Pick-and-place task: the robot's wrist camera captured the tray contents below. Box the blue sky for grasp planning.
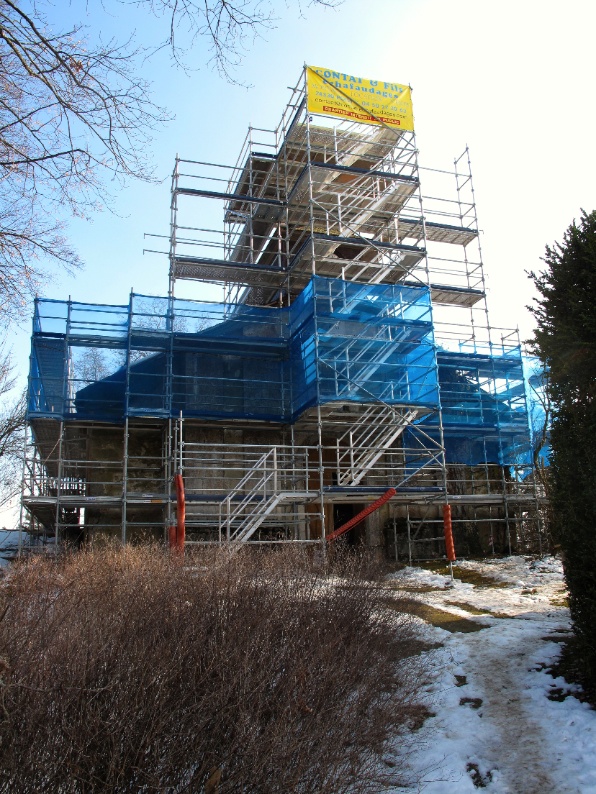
[10,0,596,376]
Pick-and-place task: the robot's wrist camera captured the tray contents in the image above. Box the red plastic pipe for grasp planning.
[326,488,396,542]
[173,473,185,554]
[443,503,456,562]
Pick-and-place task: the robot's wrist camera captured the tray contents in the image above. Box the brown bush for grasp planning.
[0,545,427,792]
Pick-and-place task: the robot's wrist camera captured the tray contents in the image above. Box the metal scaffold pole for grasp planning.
[122,417,129,545]
[18,66,543,557]
[169,155,180,302]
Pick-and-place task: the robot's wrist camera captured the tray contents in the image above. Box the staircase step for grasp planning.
[231,494,283,543]
[337,407,418,486]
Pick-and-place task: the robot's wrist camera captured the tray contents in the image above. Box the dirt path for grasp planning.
[461,619,563,794]
[385,561,577,793]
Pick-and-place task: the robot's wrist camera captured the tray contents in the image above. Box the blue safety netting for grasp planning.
[434,347,532,465]
[523,355,550,467]
[28,276,534,465]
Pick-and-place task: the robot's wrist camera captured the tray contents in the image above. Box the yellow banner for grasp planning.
[305,66,414,131]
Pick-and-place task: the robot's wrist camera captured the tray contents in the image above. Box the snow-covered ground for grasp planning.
[385,557,596,794]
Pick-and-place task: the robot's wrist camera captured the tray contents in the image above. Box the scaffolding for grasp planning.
[21,66,546,558]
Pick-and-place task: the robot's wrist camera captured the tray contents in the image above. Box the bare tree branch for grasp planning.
[0,348,25,508]
[0,0,340,320]
[122,0,342,80]
[0,0,171,320]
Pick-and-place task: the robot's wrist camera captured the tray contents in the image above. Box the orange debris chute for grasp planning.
[326,488,396,542]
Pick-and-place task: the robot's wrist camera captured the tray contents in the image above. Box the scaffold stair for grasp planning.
[220,448,283,544]
[322,320,420,402]
[228,493,284,543]
[336,405,418,486]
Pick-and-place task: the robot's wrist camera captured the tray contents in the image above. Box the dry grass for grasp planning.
[0,545,429,793]
[419,561,510,588]
[444,600,495,616]
[385,598,490,634]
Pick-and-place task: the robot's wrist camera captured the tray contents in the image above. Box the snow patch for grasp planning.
[384,557,596,793]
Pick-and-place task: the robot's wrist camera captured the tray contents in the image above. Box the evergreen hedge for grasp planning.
[530,209,596,685]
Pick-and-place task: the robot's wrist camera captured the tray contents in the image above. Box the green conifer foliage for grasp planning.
[530,210,596,684]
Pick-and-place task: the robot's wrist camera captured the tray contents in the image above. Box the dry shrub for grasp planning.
[0,545,427,793]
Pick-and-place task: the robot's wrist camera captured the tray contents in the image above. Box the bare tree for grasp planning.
[0,350,25,507]
[526,360,553,547]
[528,367,551,475]
[0,0,339,321]
[74,348,111,385]
[0,1,171,320]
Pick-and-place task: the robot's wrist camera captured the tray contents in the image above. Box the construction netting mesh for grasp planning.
[28,276,532,465]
